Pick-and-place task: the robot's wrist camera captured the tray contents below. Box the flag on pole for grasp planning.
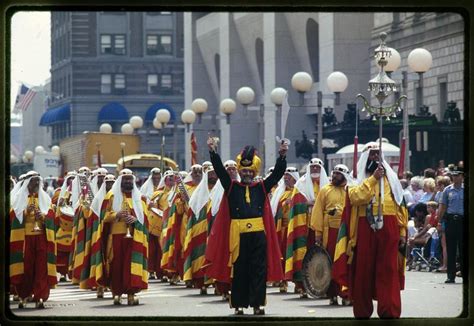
[281,92,290,138]
[14,83,37,112]
[191,132,198,165]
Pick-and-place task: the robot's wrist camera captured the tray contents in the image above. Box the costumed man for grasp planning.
[205,139,287,315]
[208,160,240,300]
[311,164,353,305]
[182,166,218,294]
[9,171,57,309]
[332,142,408,319]
[70,167,94,285]
[161,165,202,285]
[90,168,108,196]
[140,167,162,200]
[148,170,175,281]
[270,166,299,293]
[285,158,329,297]
[99,169,149,305]
[79,174,116,298]
[54,171,76,281]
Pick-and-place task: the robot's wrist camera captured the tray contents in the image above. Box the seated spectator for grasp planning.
[407,203,437,262]
[419,178,436,204]
[410,176,424,204]
[400,179,414,208]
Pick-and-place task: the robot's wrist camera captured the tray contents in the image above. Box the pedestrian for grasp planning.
[205,139,287,315]
[332,142,408,319]
[438,164,464,283]
[9,171,57,309]
[140,168,162,200]
[409,176,424,204]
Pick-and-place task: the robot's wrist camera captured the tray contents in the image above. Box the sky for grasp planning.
[10,11,51,117]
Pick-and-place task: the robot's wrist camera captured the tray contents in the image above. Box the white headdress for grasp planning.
[12,171,51,224]
[270,167,299,216]
[355,142,403,205]
[332,164,356,186]
[59,172,77,200]
[91,174,115,218]
[140,167,162,200]
[183,164,202,184]
[294,158,329,202]
[188,169,210,217]
[110,169,144,224]
[90,168,108,196]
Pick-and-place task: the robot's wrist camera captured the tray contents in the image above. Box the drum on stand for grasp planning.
[302,244,333,298]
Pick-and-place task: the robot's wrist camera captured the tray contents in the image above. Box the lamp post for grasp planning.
[191,98,208,124]
[129,115,144,132]
[236,87,265,156]
[236,86,256,116]
[121,123,134,135]
[219,98,237,124]
[99,123,112,133]
[156,109,171,172]
[181,109,196,132]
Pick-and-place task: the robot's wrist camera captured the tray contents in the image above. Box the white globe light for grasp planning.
[156,109,171,124]
[181,110,196,124]
[382,47,401,73]
[10,154,18,163]
[24,150,34,160]
[327,71,349,93]
[51,145,60,156]
[236,87,255,105]
[291,72,313,93]
[270,87,287,106]
[35,145,45,154]
[191,98,208,114]
[153,118,162,129]
[220,98,237,115]
[129,116,144,129]
[99,123,113,133]
[22,155,28,163]
[407,48,433,73]
[121,123,134,135]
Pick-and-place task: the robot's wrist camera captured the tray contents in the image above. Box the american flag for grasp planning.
[14,83,37,112]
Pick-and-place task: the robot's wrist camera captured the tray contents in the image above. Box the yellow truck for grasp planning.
[59,132,140,173]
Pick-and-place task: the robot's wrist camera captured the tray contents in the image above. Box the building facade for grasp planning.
[184,12,374,170]
[44,11,185,168]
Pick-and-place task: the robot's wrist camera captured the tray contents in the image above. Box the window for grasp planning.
[114,74,126,94]
[146,34,173,55]
[148,74,158,93]
[101,74,112,94]
[160,12,172,15]
[101,34,126,55]
[160,74,172,89]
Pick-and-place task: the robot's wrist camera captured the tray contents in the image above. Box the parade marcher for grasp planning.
[285,157,329,297]
[332,142,408,319]
[140,167,162,200]
[147,170,175,281]
[311,164,353,305]
[270,166,299,293]
[54,171,76,281]
[9,171,57,309]
[90,167,108,196]
[161,165,202,285]
[10,175,17,191]
[438,165,464,283]
[80,174,116,297]
[10,173,27,205]
[97,169,149,305]
[205,139,287,315]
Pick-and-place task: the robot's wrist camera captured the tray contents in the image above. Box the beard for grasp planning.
[366,160,379,174]
[332,177,345,187]
[121,183,134,192]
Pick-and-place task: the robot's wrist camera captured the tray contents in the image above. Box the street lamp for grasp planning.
[219,98,236,124]
[236,86,256,116]
[327,71,349,106]
[11,154,18,163]
[99,123,112,133]
[129,115,144,130]
[121,123,134,135]
[181,109,196,132]
[35,145,45,154]
[191,98,208,124]
[24,150,34,163]
[156,109,171,172]
[291,71,313,105]
[270,87,287,109]
[51,145,60,156]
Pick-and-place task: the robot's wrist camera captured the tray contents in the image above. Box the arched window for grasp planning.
[306,19,320,82]
[214,53,220,89]
[255,38,264,90]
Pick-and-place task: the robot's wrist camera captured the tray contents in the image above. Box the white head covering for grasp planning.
[70,174,83,210]
[10,175,26,205]
[270,167,299,216]
[111,169,144,224]
[59,172,76,200]
[140,167,162,200]
[157,170,174,191]
[354,142,404,205]
[332,164,356,186]
[202,161,213,173]
[91,174,115,218]
[183,164,202,184]
[188,169,210,217]
[12,171,51,224]
[90,168,108,196]
[294,158,329,202]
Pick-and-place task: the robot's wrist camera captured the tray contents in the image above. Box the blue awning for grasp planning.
[145,102,176,122]
[39,104,70,126]
[98,102,129,122]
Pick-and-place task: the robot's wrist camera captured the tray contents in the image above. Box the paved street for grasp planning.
[8,270,463,319]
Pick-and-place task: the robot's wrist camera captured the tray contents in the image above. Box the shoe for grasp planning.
[161,276,169,283]
[12,295,19,302]
[253,307,265,315]
[300,292,308,299]
[279,284,287,293]
[445,279,455,284]
[97,287,104,298]
[65,274,71,282]
[36,299,45,309]
[456,271,462,277]
[223,293,229,301]
[234,307,244,315]
[341,298,352,306]
[18,299,25,309]
[200,287,208,295]
[185,281,193,288]
[329,296,339,305]
[113,295,121,305]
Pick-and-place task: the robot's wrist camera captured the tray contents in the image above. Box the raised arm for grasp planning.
[208,137,231,191]
[263,142,288,193]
